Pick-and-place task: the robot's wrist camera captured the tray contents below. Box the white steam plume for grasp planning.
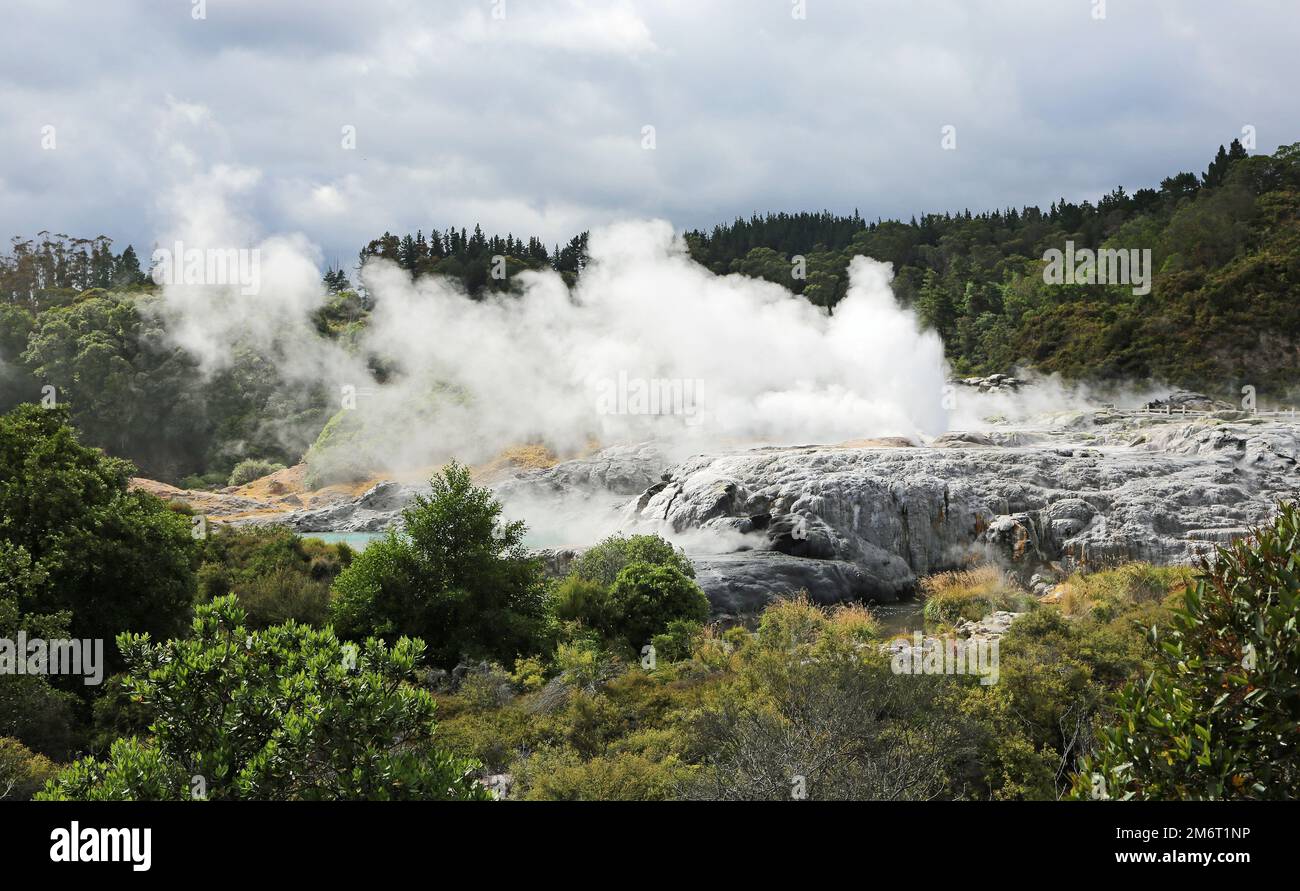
[355,219,950,467]
[147,158,952,476]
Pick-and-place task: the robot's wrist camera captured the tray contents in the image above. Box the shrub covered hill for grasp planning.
[0,140,1297,484]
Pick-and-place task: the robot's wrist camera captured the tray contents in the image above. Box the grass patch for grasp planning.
[919,565,1030,626]
[1057,562,1195,619]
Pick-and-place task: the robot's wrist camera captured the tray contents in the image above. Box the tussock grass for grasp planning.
[919,565,1030,625]
[1057,562,1194,619]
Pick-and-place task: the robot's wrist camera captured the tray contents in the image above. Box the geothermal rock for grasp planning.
[1144,390,1235,412]
[233,412,1300,617]
[693,551,913,616]
[493,442,670,498]
[955,373,1023,393]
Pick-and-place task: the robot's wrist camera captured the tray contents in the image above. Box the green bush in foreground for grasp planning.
[1072,503,1300,800]
[38,596,488,801]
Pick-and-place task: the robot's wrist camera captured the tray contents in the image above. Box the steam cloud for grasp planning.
[155,205,955,473]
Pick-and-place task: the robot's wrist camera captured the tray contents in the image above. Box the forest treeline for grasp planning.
[0,140,1296,483]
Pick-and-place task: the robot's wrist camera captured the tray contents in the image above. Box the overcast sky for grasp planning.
[2,0,1296,264]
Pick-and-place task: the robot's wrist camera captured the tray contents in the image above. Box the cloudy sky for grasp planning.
[2,0,1296,264]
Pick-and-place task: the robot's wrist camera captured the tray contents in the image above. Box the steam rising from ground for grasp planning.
[359,220,950,465]
[157,213,953,473]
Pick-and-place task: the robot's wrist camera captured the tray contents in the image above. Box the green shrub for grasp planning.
[920,565,1028,625]
[233,567,330,628]
[0,404,196,673]
[512,746,690,801]
[1072,503,1300,800]
[554,574,611,626]
[228,458,286,487]
[651,619,703,663]
[179,471,229,491]
[38,597,489,801]
[605,562,709,652]
[329,461,551,666]
[195,526,350,629]
[572,533,695,587]
[510,656,547,693]
[0,737,58,801]
[554,534,707,654]
[1057,562,1194,619]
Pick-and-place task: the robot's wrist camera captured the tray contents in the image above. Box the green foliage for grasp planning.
[0,736,58,801]
[196,526,350,629]
[919,565,1030,625]
[571,533,696,587]
[19,292,210,480]
[1056,562,1194,620]
[37,596,489,801]
[555,534,705,654]
[554,574,610,627]
[227,458,286,487]
[651,619,703,663]
[686,597,970,801]
[329,460,551,666]
[0,642,80,760]
[509,655,547,693]
[428,581,1188,801]
[1072,504,1300,800]
[0,404,195,665]
[511,746,692,801]
[604,563,709,651]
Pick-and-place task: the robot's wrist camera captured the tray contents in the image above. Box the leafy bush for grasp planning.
[686,597,969,801]
[196,526,351,629]
[1056,562,1194,619]
[232,567,330,628]
[554,574,611,627]
[555,534,706,655]
[329,460,551,666]
[571,533,696,587]
[0,404,196,671]
[510,656,547,693]
[1072,504,1300,800]
[227,458,286,487]
[511,746,690,801]
[604,562,709,653]
[651,619,703,663]
[179,471,229,491]
[38,597,489,801]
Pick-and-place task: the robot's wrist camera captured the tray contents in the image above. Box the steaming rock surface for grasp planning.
[233,410,1299,617]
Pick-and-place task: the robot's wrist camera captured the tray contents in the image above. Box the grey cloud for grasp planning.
[0,0,1297,259]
